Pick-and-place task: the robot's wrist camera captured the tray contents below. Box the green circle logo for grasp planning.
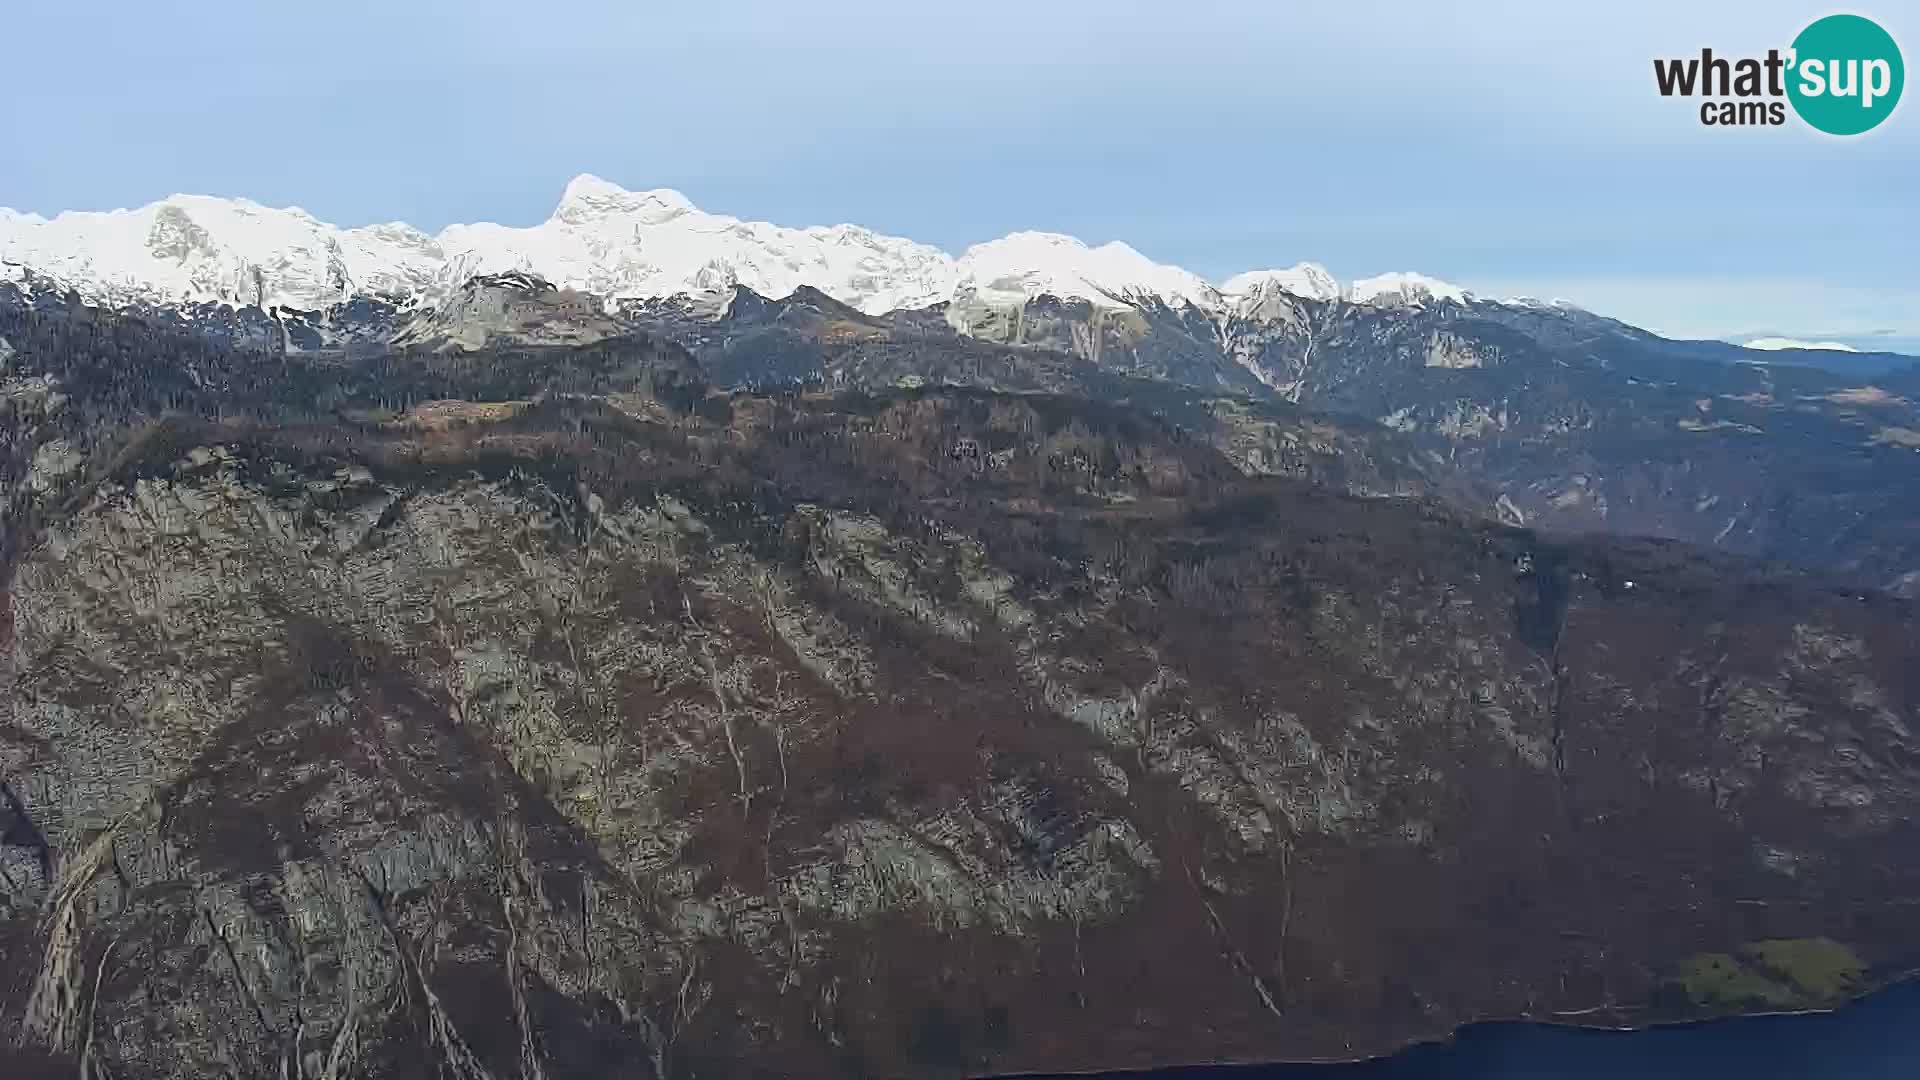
[1788,14,1904,134]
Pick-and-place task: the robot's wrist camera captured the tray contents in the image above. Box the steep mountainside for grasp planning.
[605,280,1920,591]
[3,299,1920,1079]
[10,256,1915,593]
[9,174,1917,592]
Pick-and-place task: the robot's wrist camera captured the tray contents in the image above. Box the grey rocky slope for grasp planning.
[12,266,1920,585]
[3,299,1920,1078]
[616,280,1920,590]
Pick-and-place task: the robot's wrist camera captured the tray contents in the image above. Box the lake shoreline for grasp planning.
[994,972,1920,1079]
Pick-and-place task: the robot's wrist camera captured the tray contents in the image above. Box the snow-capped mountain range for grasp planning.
[0,174,1485,319]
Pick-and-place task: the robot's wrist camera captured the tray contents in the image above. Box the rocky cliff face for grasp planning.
[624,284,1920,591]
[17,267,1917,592]
[4,300,1919,1077]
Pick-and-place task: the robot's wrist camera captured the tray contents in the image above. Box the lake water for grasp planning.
[1071,980,1920,1079]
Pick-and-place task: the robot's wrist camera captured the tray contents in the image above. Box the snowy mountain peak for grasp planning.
[1222,263,1342,304]
[955,232,1216,309]
[551,173,697,226]
[437,180,958,315]
[0,192,449,310]
[558,172,631,203]
[1349,271,1470,307]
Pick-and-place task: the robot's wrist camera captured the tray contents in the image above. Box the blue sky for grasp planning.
[6,1,1915,347]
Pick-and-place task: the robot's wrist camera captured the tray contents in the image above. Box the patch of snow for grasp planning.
[1742,337,1860,353]
[1504,296,1585,312]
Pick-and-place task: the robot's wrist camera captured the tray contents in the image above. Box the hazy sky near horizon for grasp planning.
[6,0,1915,344]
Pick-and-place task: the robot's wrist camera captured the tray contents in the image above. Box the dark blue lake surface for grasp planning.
[1068,980,1920,1079]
